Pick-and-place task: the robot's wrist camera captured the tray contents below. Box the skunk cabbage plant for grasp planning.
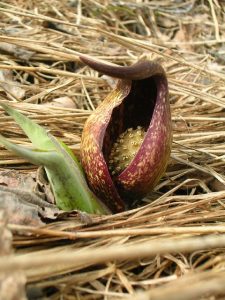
[0,57,172,214]
[0,103,107,214]
[80,56,172,213]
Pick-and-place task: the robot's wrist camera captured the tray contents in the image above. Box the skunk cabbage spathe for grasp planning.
[80,56,172,213]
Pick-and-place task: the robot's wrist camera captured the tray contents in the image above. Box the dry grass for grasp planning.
[0,0,225,299]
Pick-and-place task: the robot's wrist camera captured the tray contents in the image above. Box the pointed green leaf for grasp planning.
[0,134,107,213]
[0,103,55,151]
[0,104,108,214]
[0,134,56,166]
[0,103,83,170]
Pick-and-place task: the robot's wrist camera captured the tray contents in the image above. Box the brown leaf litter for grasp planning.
[0,0,225,299]
[0,211,27,300]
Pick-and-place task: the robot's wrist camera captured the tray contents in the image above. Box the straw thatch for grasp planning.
[0,0,225,299]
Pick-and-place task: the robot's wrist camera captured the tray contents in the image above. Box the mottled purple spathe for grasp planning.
[80,57,172,213]
[117,78,172,200]
[81,80,131,213]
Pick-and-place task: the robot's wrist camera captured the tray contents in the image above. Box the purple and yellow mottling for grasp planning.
[81,80,132,212]
[117,78,172,197]
[80,56,172,213]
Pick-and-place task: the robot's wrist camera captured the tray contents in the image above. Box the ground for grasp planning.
[0,1,225,299]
